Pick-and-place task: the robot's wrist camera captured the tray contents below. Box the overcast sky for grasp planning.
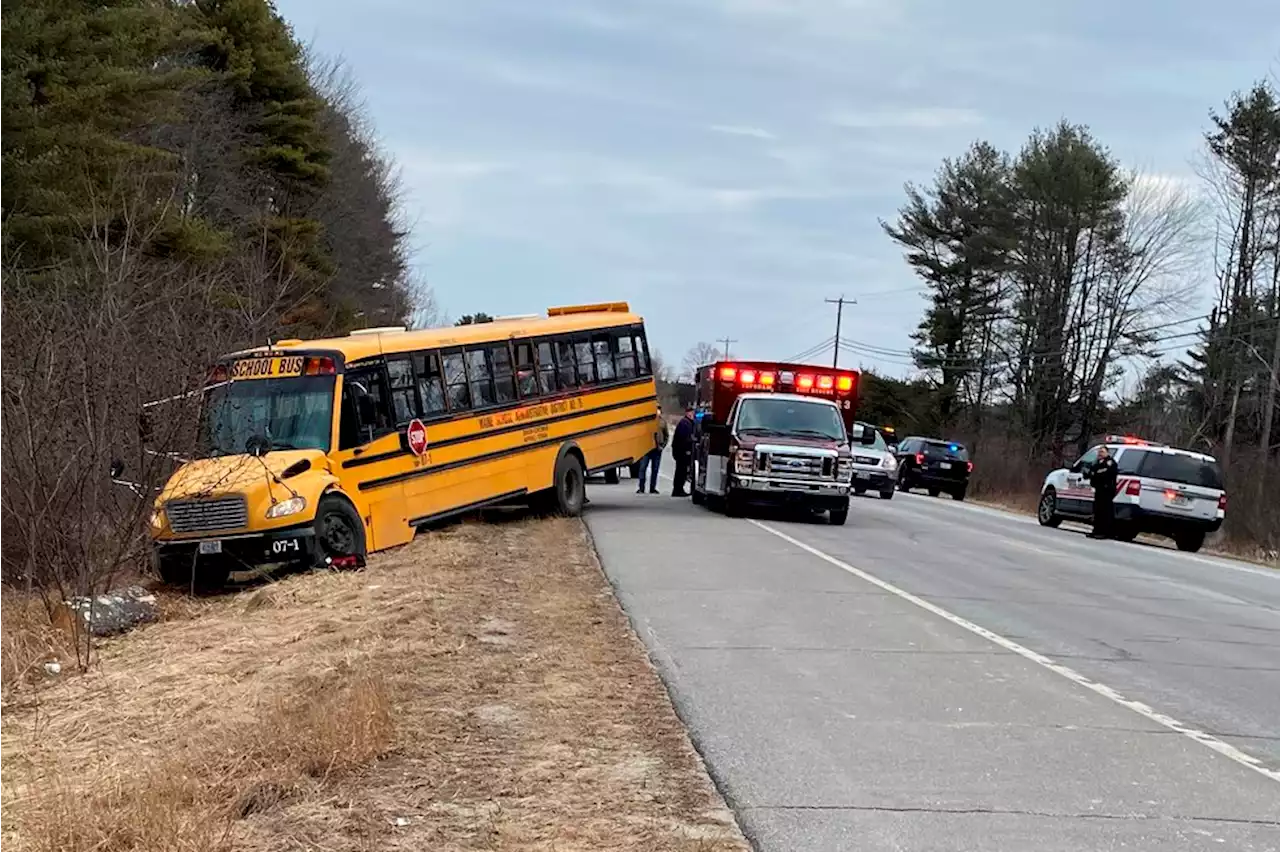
[279,0,1279,379]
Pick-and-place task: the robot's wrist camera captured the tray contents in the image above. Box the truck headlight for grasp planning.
[734,449,756,474]
[265,496,307,519]
[837,459,854,481]
[882,455,897,471]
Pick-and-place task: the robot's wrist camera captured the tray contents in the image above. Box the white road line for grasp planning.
[747,518,1280,786]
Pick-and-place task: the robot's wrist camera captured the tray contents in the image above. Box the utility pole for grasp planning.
[718,336,738,359]
[824,296,854,368]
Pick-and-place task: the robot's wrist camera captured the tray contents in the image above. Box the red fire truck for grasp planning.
[689,361,878,525]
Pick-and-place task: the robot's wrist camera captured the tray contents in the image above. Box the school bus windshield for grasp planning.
[199,375,335,457]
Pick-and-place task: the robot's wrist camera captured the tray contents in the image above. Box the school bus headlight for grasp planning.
[265,496,307,519]
[150,508,165,529]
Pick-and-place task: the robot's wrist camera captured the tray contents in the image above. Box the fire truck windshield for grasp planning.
[736,397,846,441]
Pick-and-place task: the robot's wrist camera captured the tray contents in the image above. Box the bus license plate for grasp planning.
[198,540,222,555]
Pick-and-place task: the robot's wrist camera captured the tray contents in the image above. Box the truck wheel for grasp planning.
[853,485,866,495]
[724,489,745,517]
[691,484,705,506]
[927,487,941,498]
[604,468,620,485]
[829,502,849,525]
[879,488,894,500]
[315,495,367,569]
[951,486,967,502]
[551,453,586,516]
[1037,489,1062,528]
[1174,530,1205,553]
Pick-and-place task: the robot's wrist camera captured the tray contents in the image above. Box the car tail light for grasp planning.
[759,371,775,387]
[719,366,736,381]
[966,461,973,473]
[1218,493,1228,511]
[817,375,835,390]
[304,356,336,376]
[797,374,815,390]
[1125,479,1141,496]
[739,369,757,385]
[915,452,924,466]
[836,375,854,392]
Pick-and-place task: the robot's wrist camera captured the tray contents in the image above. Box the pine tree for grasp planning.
[882,141,1014,427]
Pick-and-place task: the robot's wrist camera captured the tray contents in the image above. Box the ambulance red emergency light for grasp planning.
[694,361,861,432]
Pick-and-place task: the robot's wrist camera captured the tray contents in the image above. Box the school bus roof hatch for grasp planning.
[546,301,631,316]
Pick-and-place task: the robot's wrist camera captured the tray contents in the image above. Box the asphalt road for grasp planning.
[585,473,1280,851]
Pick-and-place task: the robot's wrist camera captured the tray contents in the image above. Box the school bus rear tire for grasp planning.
[604,468,620,484]
[314,494,366,568]
[551,452,586,516]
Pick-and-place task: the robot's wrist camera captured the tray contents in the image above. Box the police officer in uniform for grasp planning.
[1086,445,1119,539]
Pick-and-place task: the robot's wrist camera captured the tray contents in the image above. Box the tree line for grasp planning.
[877,78,1280,553]
[1,0,430,597]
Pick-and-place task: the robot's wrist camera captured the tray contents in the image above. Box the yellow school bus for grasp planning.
[151,302,660,588]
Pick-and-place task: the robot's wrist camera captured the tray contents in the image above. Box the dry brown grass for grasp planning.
[1,596,73,695]
[2,518,748,852]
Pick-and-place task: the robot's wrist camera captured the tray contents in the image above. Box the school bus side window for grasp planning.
[632,329,651,375]
[490,342,517,403]
[339,364,393,449]
[515,341,539,398]
[443,350,470,411]
[615,331,637,379]
[575,336,597,385]
[387,356,419,425]
[466,348,495,407]
[555,339,578,389]
[413,351,448,417]
[592,334,616,381]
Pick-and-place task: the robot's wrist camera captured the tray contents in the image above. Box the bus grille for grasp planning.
[766,453,834,480]
[165,497,249,534]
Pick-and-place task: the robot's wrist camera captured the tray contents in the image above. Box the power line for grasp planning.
[718,336,738,359]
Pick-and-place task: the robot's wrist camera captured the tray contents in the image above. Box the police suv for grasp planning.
[1037,435,1226,553]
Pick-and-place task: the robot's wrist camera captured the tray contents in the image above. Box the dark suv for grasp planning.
[895,437,972,500]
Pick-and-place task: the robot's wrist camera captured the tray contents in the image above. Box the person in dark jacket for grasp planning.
[1086,445,1119,539]
[671,405,696,497]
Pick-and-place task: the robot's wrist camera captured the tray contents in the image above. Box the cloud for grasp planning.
[826,106,984,130]
[708,124,777,140]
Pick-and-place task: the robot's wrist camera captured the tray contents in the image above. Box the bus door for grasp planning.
[332,362,414,550]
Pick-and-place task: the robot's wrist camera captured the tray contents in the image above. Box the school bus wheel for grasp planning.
[314,494,366,568]
[604,468,620,485]
[550,451,586,516]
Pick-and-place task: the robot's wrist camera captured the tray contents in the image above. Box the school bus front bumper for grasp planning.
[154,522,318,572]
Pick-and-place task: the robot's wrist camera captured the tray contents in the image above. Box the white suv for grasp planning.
[848,421,898,499]
[1037,436,1226,552]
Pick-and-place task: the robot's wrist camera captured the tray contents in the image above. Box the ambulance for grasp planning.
[689,361,878,525]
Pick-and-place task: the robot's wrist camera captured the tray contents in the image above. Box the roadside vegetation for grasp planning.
[1,518,749,852]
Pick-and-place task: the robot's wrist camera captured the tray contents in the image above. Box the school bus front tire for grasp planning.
[314,494,366,568]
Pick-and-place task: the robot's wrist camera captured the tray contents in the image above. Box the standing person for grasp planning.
[637,411,669,494]
[671,405,696,497]
[1086,445,1119,539]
